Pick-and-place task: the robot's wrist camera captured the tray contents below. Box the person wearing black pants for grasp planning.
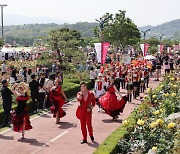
[1,79,13,127]
[120,65,127,89]
[90,67,96,88]
[39,73,47,110]
[29,74,40,113]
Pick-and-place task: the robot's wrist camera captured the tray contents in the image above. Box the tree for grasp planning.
[146,37,160,46]
[94,10,141,49]
[46,28,82,64]
[148,46,158,55]
[0,39,4,48]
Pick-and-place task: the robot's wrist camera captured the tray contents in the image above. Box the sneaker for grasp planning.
[90,136,94,142]
[81,140,87,144]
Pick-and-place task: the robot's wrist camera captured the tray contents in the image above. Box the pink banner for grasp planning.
[167,47,172,54]
[102,42,110,64]
[144,44,149,56]
[160,44,164,54]
[173,45,179,51]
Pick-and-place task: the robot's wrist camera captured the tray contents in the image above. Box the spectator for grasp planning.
[29,74,40,113]
[1,79,13,127]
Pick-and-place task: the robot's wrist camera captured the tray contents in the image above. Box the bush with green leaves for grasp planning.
[118,73,180,154]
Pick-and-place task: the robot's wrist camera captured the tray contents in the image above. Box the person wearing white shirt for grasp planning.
[1,61,6,76]
[90,67,96,88]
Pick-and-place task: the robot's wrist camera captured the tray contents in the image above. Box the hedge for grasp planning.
[93,109,136,154]
[0,80,91,125]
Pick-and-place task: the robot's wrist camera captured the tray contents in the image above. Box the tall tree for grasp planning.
[94,10,141,49]
[47,28,81,64]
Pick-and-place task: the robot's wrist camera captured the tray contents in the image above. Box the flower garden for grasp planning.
[94,73,180,154]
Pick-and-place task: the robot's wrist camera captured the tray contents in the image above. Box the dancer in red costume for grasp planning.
[11,82,32,139]
[77,82,96,144]
[99,77,128,120]
[50,79,68,124]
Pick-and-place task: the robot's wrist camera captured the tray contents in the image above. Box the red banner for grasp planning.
[101,42,110,64]
[144,44,149,56]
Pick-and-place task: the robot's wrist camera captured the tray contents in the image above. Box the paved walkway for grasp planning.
[0,77,160,154]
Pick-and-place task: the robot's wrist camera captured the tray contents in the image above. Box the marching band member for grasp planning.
[94,73,108,112]
[120,64,127,89]
[132,68,138,99]
[140,67,145,93]
[125,71,133,102]
[114,66,121,91]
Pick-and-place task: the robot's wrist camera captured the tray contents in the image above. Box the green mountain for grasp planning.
[3,22,98,46]
[2,19,180,46]
[138,19,180,40]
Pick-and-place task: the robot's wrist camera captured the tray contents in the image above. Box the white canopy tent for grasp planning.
[0,47,17,54]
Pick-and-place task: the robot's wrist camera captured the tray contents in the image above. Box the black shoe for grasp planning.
[90,136,94,142]
[81,140,87,144]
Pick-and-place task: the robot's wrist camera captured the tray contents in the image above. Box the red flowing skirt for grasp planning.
[50,95,66,118]
[12,111,32,132]
[99,92,127,117]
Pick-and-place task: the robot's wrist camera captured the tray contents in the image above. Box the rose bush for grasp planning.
[118,73,180,154]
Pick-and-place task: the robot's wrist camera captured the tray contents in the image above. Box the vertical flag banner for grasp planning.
[102,42,110,64]
[94,43,102,63]
[140,44,144,56]
[167,47,172,54]
[160,44,164,53]
[140,44,149,56]
[144,44,149,56]
[173,45,179,51]
[158,44,164,54]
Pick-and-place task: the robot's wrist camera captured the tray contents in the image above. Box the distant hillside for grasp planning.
[2,19,180,46]
[3,22,98,45]
[138,19,180,40]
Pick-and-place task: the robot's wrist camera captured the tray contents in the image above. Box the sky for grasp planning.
[1,0,180,26]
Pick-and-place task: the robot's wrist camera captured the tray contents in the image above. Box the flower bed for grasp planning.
[117,74,180,154]
[94,73,179,154]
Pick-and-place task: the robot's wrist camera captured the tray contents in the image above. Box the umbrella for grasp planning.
[144,55,156,60]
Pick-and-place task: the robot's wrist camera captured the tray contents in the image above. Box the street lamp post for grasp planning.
[141,29,151,42]
[141,29,150,56]
[96,15,112,63]
[159,34,165,43]
[169,37,173,41]
[0,4,7,43]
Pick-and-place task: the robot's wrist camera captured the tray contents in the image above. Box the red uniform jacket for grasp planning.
[77,91,96,112]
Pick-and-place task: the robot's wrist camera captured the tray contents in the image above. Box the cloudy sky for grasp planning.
[1,0,180,26]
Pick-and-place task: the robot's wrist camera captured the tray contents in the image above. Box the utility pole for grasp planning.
[0,4,7,43]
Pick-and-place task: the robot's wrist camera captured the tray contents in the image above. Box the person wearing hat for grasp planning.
[1,79,13,127]
[94,73,108,112]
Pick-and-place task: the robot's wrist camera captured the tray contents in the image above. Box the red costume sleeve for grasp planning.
[77,92,82,102]
[90,92,96,107]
